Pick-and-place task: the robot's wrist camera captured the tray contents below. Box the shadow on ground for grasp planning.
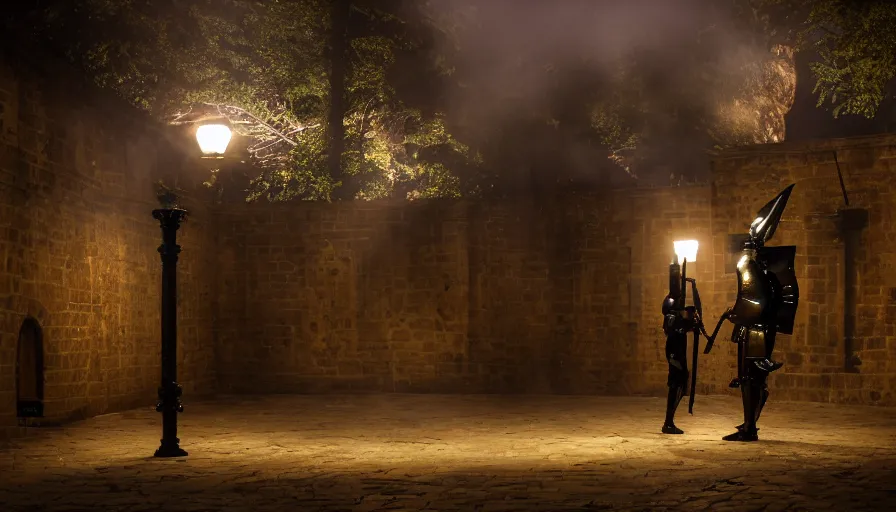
[1,394,895,511]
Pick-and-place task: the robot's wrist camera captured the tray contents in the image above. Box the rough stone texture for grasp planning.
[215,195,659,396]
[4,36,896,446]
[209,188,750,399]
[711,136,896,405]
[0,49,217,433]
[0,394,894,511]
[215,134,896,406]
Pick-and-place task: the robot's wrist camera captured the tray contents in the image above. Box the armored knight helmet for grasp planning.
[747,184,795,247]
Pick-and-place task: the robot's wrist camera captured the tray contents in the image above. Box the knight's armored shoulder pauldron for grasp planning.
[729,251,773,327]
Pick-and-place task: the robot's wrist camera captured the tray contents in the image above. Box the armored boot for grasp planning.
[661,385,685,434]
[736,387,769,432]
[724,378,760,442]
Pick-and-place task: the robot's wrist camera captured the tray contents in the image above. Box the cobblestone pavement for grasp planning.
[1,394,895,511]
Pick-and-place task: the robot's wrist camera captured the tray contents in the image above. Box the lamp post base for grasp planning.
[154,439,188,458]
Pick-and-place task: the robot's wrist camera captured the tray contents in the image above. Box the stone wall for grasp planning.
[4,42,894,419]
[711,135,896,405]
[216,135,896,406]
[0,49,217,432]
[214,188,719,396]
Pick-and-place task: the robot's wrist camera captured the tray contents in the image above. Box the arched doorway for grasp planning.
[16,317,44,418]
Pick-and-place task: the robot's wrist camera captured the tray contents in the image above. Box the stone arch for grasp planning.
[4,295,50,328]
[16,316,45,418]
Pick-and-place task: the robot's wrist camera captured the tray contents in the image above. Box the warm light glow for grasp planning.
[674,240,699,264]
[196,124,232,155]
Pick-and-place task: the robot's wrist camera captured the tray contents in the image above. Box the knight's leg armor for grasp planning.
[663,379,687,434]
[662,331,689,435]
[729,327,744,389]
[724,373,765,441]
[736,381,771,431]
[726,327,780,441]
[757,387,770,421]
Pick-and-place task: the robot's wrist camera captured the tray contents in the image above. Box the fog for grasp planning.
[420,0,795,187]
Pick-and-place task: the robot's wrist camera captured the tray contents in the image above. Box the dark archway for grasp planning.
[16,317,44,418]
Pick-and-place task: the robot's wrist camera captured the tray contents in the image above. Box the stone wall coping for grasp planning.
[212,185,713,212]
[714,132,896,158]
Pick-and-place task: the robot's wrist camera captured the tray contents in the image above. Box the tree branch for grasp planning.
[203,102,299,146]
[249,124,321,153]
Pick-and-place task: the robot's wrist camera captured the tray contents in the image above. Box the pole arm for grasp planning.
[684,277,702,319]
[684,277,701,415]
[688,329,699,415]
[682,276,732,353]
[700,308,731,354]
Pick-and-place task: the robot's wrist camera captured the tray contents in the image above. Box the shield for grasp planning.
[758,245,799,335]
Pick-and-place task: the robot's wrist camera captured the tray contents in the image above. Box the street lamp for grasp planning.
[152,122,231,458]
[673,239,699,266]
[195,124,232,158]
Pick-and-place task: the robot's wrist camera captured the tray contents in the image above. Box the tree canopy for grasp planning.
[757,0,896,118]
[4,0,892,200]
[6,0,475,200]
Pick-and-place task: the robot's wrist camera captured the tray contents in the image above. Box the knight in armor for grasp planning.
[661,259,687,433]
[660,247,703,435]
[701,184,800,442]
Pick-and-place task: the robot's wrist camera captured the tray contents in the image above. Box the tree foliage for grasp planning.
[11,0,877,194]
[756,0,896,118]
[807,1,896,118]
[4,0,476,201]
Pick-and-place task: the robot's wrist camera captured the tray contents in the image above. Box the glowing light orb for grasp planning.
[673,240,699,264]
[196,124,232,156]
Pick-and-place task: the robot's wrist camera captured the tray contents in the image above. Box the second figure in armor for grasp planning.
[661,253,705,435]
[695,184,800,442]
[716,184,798,441]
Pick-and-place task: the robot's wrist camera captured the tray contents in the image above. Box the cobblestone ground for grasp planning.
[1,394,895,511]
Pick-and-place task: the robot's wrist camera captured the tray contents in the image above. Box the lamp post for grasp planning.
[152,204,188,458]
[152,123,232,458]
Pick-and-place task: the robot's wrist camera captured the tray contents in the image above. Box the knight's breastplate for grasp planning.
[729,252,773,327]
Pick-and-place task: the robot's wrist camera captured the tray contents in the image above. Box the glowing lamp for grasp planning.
[195,124,232,156]
[673,239,699,264]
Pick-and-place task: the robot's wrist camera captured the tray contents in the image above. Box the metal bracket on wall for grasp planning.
[833,151,850,207]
